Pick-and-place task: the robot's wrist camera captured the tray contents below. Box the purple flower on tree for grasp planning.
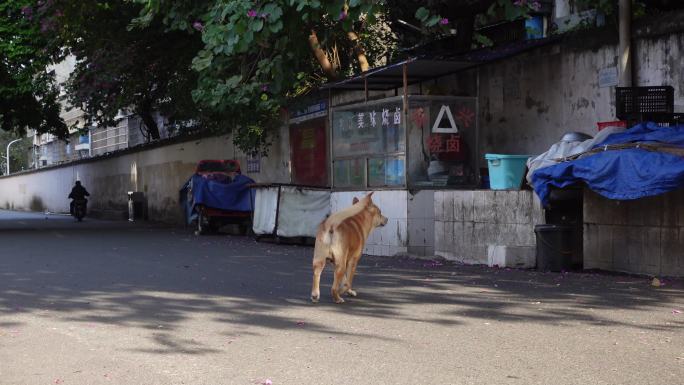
[514,0,526,6]
[21,5,33,18]
[531,1,542,11]
[439,18,449,25]
[338,11,348,21]
[192,21,204,31]
[247,9,258,18]
[261,84,269,92]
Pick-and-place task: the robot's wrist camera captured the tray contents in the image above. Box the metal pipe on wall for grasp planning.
[618,0,633,86]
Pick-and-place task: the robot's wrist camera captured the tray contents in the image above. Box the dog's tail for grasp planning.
[320,223,335,245]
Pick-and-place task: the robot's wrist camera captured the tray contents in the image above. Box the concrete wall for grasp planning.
[407,190,436,257]
[329,190,435,257]
[330,33,684,176]
[584,189,684,277]
[469,32,684,167]
[0,129,291,224]
[331,190,409,257]
[434,190,544,264]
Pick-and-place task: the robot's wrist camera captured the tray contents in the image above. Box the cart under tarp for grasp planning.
[530,123,684,205]
[180,174,255,225]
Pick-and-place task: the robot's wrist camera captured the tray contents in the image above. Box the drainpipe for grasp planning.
[618,0,633,86]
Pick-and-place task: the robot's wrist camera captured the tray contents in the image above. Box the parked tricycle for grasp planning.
[179,160,255,235]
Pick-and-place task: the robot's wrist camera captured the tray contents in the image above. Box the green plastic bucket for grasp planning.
[485,154,531,190]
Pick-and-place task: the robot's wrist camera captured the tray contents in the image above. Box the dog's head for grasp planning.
[352,192,388,228]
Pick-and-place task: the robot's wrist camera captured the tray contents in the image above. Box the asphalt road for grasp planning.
[0,210,683,385]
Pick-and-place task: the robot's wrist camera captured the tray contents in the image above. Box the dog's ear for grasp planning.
[366,191,374,200]
[352,197,359,204]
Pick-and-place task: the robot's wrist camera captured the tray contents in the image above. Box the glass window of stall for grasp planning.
[406,95,478,189]
[331,96,407,189]
[330,95,477,190]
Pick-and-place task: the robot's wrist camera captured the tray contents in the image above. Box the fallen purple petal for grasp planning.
[673,309,682,315]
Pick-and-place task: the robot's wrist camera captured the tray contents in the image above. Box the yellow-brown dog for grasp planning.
[311,192,388,304]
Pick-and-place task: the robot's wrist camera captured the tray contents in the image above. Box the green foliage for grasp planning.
[133,0,385,154]
[575,0,647,17]
[0,131,30,174]
[415,6,450,28]
[2,0,661,155]
[473,32,495,47]
[40,1,204,140]
[0,0,67,138]
[487,0,532,20]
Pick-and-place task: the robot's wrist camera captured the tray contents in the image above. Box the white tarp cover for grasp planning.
[526,126,626,184]
[276,187,331,237]
[252,187,279,235]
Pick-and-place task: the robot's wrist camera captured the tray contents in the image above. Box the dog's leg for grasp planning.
[331,265,346,304]
[311,258,325,303]
[344,255,361,297]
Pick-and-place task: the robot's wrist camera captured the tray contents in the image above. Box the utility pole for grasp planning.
[618,0,633,86]
[6,139,22,175]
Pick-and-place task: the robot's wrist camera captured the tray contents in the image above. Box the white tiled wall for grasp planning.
[407,190,436,256]
[329,190,436,257]
[330,190,408,256]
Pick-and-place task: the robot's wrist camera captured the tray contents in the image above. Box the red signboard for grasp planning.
[290,118,328,186]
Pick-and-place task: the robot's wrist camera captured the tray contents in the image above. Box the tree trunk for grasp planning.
[138,103,160,141]
[308,30,338,79]
[347,31,370,72]
[453,15,475,53]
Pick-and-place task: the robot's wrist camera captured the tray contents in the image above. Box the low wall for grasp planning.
[584,189,684,277]
[434,190,544,264]
[0,131,291,224]
[329,190,435,257]
[331,190,409,257]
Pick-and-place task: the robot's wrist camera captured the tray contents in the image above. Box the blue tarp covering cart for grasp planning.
[179,174,256,231]
[530,123,684,205]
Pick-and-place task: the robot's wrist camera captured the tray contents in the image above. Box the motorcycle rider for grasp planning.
[68,180,90,215]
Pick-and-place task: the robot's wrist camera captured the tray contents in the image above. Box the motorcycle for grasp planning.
[71,199,87,222]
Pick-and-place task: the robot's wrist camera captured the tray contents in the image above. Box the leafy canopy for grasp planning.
[0,0,66,137]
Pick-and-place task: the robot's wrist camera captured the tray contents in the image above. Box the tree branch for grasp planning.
[347,31,370,72]
[308,29,338,79]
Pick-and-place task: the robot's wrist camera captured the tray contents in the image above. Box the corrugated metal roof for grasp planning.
[320,36,558,91]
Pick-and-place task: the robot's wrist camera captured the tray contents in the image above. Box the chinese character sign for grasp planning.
[369,111,377,127]
[332,104,404,157]
[381,108,390,126]
[428,134,461,154]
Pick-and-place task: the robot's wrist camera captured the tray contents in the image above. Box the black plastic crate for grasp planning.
[624,112,684,127]
[616,86,674,120]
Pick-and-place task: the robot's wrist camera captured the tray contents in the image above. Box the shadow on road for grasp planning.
[1,211,682,355]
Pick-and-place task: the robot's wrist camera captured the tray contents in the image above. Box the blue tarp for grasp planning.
[531,123,684,206]
[179,174,255,224]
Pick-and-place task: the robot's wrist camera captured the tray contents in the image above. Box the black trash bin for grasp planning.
[534,224,575,272]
